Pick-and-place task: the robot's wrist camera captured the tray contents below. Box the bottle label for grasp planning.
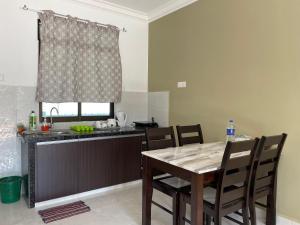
[227,128,235,136]
[30,115,37,130]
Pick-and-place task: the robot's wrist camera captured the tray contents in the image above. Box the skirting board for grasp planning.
[34,181,299,225]
[35,180,142,209]
[245,207,299,225]
[277,215,300,225]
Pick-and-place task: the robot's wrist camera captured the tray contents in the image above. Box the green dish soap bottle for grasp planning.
[29,110,37,131]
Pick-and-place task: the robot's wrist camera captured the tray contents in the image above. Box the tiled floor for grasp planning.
[0,183,265,225]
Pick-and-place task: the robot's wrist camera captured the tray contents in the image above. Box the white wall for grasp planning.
[0,0,148,92]
[0,0,149,178]
[0,0,170,178]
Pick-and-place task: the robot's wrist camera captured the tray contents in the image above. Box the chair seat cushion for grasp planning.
[159,177,191,189]
[181,186,216,205]
[204,186,217,205]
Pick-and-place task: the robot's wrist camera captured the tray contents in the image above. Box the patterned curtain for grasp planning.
[36,11,122,103]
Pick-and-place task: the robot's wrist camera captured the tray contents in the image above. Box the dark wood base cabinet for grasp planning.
[78,137,142,192]
[33,135,143,203]
[36,142,80,202]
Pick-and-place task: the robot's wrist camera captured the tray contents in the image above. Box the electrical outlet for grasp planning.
[0,73,4,82]
[177,81,187,88]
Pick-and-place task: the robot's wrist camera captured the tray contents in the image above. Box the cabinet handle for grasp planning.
[77,134,144,142]
[36,134,144,145]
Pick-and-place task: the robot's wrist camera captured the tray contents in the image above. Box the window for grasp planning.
[41,103,79,117]
[81,103,111,116]
[39,102,114,122]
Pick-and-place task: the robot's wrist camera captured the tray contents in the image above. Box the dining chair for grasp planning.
[176,124,204,146]
[176,124,215,185]
[249,133,287,225]
[145,127,190,225]
[179,139,260,225]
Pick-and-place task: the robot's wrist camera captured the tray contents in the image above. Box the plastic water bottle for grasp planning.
[226,119,235,142]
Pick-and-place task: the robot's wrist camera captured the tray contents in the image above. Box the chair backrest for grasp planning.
[216,139,259,215]
[176,124,204,146]
[252,133,287,199]
[145,127,176,150]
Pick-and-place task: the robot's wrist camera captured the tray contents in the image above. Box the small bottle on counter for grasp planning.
[41,117,50,132]
[29,110,37,131]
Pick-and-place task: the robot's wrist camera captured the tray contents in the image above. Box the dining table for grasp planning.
[141,141,227,225]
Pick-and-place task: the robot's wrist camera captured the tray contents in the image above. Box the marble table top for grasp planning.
[142,142,227,174]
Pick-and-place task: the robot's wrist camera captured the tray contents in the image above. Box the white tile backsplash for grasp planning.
[0,85,171,177]
[16,86,39,126]
[148,91,169,127]
[0,85,19,177]
[115,92,148,126]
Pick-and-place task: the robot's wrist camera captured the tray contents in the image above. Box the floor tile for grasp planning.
[0,183,265,225]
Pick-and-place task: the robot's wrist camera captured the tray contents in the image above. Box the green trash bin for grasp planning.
[0,176,22,204]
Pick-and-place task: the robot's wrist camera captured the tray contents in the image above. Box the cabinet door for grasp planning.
[78,139,115,192]
[116,136,142,183]
[35,142,80,202]
[78,136,142,192]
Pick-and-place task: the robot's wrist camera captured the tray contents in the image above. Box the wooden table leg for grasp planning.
[191,174,204,225]
[142,156,153,225]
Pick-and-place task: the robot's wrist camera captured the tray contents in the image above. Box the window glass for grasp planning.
[81,103,110,116]
[42,103,78,117]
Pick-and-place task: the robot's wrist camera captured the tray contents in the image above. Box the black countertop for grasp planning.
[20,127,145,143]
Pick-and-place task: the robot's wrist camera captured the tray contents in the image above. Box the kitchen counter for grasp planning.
[21,126,146,208]
[20,126,145,143]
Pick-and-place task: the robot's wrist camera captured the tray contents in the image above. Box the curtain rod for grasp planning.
[20,4,127,32]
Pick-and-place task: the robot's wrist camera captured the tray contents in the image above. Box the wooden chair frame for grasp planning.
[179,139,260,225]
[249,133,287,225]
[176,124,204,146]
[145,127,182,225]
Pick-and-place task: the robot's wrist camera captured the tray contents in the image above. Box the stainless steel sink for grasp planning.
[50,131,68,135]
[36,130,72,135]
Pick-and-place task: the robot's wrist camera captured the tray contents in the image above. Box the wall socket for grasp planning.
[177,81,187,88]
[0,73,4,82]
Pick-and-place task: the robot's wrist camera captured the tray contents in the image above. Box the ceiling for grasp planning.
[76,0,198,21]
[103,0,174,13]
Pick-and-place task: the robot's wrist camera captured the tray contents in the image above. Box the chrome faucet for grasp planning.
[50,107,59,128]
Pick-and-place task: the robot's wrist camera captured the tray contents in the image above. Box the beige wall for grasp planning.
[149,0,300,222]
